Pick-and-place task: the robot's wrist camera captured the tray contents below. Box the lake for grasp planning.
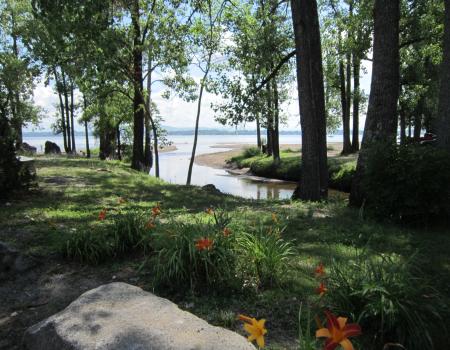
[23,133,345,200]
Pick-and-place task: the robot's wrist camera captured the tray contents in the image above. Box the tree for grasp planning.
[350,0,400,206]
[186,0,225,185]
[291,0,328,201]
[436,0,450,151]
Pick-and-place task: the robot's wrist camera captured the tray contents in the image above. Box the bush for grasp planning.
[329,161,356,192]
[151,219,237,290]
[111,211,150,254]
[325,251,445,350]
[243,146,262,158]
[64,210,154,264]
[363,143,450,223]
[237,225,295,288]
[64,227,113,264]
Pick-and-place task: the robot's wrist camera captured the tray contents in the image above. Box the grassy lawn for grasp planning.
[1,157,449,349]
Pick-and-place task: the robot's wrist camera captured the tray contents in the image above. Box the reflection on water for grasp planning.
[150,135,301,200]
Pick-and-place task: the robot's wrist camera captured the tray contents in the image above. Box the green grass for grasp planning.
[230,149,357,191]
[1,156,449,349]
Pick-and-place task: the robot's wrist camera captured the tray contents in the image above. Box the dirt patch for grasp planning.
[0,238,141,349]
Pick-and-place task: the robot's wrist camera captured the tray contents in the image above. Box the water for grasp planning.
[23,133,344,200]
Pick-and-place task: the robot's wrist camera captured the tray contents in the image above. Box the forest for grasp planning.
[0,0,449,349]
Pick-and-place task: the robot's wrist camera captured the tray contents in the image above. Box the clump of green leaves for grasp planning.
[326,250,445,350]
[363,143,450,224]
[237,225,295,288]
[243,146,262,158]
[151,218,237,291]
[64,227,113,264]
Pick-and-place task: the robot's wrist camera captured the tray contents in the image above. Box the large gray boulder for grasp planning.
[23,282,255,350]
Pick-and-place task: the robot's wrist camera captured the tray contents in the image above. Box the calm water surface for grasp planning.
[24,134,343,200]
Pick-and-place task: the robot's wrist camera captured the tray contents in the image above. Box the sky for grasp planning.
[28,58,372,133]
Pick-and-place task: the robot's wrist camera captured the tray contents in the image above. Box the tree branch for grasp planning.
[251,49,296,95]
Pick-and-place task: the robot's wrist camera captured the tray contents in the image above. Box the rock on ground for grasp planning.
[44,141,61,154]
[23,282,256,350]
[0,241,36,280]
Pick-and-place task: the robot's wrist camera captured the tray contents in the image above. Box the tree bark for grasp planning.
[130,0,145,171]
[352,57,360,151]
[116,124,122,161]
[272,79,280,162]
[266,84,273,156]
[83,96,90,158]
[53,68,68,153]
[144,54,153,170]
[256,114,262,150]
[399,110,406,145]
[62,71,72,153]
[436,0,450,151]
[350,0,400,206]
[70,81,76,153]
[84,121,90,158]
[291,0,328,201]
[413,114,422,140]
[343,52,352,154]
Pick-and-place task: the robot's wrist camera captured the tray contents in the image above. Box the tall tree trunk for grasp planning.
[62,72,72,153]
[291,0,328,201]
[54,68,68,153]
[436,0,450,151]
[83,96,90,158]
[272,79,280,162]
[413,114,422,140]
[144,54,153,169]
[266,84,273,156]
[399,110,406,145]
[352,57,360,151]
[130,0,145,171]
[151,122,159,178]
[187,53,212,185]
[343,51,352,154]
[339,58,352,154]
[84,121,90,158]
[256,114,262,150]
[116,125,122,161]
[70,81,76,153]
[350,0,400,206]
[11,28,22,149]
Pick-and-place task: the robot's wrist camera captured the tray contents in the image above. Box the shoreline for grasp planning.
[195,142,344,170]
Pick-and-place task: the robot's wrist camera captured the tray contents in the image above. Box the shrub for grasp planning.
[111,210,150,254]
[325,251,445,350]
[362,143,450,223]
[329,161,356,192]
[64,227,113,264]
[237,225,295,288]
[151,219,237,290]
[243,146,262,158]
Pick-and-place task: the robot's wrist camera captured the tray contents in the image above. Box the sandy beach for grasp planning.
[195,142,344,169]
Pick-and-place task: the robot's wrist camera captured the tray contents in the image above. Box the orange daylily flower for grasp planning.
[146,219,156,229]
[223,227,232,237]
[195,237,214,251]
[315,262,325,277]
[152,204,161,217]
[205,207,214,215]
[98,209,107,221]
[238,314,267,348]
[316,311,361,350]
[316,282,328,296]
